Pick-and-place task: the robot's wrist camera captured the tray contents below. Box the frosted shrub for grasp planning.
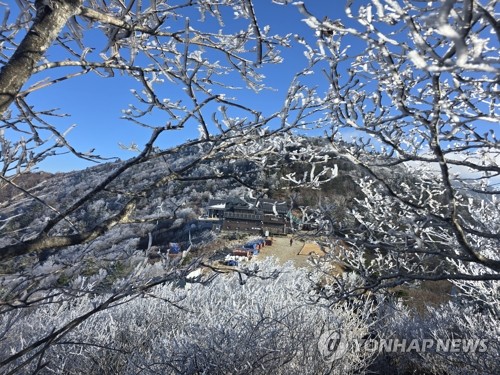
[0,259,378,374]
[379,300,499,375]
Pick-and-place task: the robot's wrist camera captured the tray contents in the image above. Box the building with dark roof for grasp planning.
[204,197,290,234]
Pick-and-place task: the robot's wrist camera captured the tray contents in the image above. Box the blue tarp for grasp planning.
[170,243,181,253]
[243,243,258,250]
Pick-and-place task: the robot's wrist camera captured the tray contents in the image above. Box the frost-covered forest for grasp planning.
[1,135,499,374]
[1,0,500,374]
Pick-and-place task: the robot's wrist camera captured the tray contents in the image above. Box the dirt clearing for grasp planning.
[257,236,316,268]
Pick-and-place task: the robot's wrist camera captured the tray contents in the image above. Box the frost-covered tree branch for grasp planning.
[0,0,300,259]
[286,0,500,288]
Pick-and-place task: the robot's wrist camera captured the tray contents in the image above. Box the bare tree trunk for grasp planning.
[0,0,82,114]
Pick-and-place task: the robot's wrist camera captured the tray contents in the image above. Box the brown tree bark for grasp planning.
[0,0,83,114]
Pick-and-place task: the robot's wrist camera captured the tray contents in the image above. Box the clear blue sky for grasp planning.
[3,0,344,172]
[5,1,498,176]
